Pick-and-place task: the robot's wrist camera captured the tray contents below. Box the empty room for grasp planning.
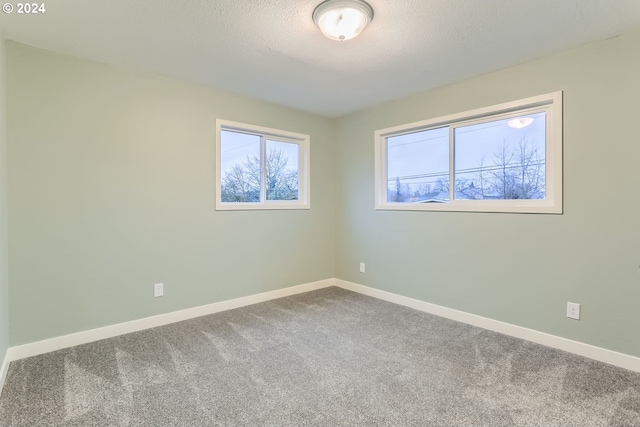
[0,0,640,426]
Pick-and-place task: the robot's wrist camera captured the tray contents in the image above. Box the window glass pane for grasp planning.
[387,127,450,203]
[454,111,546,200]
[220,130,261,203]
[266,140,299,201]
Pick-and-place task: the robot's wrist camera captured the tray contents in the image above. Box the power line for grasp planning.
[221,141,259,154]
[388,160,545,182]
[388,130,448,149]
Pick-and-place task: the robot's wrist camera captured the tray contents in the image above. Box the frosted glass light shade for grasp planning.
[313,0,374,41]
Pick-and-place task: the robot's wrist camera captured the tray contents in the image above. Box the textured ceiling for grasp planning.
[1,0,640,117]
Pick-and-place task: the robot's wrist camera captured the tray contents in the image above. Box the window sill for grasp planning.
[375,200,561,214]
[216,202,310,211]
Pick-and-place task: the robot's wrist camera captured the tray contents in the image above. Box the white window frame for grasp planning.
[216,119,310,210]
[374,91,563,214]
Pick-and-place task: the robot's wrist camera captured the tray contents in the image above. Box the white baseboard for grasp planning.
[0,348,9,397]
[5,278,639,374]
[335,279,640,373]
[6,278,335,362]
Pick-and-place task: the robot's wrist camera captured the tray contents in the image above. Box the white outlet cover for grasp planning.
[359,263,365,273]
[154,283,164,297]
[567,302,580,320]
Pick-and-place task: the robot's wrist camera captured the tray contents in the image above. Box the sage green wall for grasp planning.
[0,37,8,361]
[7,42,335,345]
[5,30,640,359]
[335,30,640,357]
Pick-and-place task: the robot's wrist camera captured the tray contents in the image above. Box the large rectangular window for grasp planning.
[216,120,310,210]
[375,92,562,213]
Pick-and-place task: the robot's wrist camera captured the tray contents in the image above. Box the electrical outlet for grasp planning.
[359,262,366,273]
[154,283,164,298]
[567,302,580,320]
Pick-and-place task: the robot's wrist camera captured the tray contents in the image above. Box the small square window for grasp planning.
[216,120,310,210]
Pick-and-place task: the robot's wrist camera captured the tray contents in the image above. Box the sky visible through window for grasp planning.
[220,130,260,179]
[220,130,299,203]
[387,112,546,203]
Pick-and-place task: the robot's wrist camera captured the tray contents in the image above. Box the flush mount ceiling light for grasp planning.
[313,0,374,41]
[507,117,534,129]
